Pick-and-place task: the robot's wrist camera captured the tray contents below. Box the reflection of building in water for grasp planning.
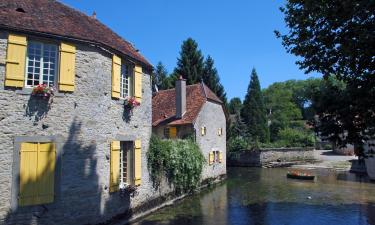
[200,184,228,225]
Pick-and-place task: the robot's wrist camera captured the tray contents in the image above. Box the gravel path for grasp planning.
[292,149,357,171]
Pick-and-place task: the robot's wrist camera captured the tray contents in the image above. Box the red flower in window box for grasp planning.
[124,96,140,110]
[31,84,55,99]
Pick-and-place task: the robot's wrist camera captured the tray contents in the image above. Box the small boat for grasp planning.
[287,171,315,180]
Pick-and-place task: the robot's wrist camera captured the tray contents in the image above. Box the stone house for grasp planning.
[0,0,176,224]
[152,78,227,180]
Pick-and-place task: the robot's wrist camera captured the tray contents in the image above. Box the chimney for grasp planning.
[91,11,97,19]
[176,76,186,119]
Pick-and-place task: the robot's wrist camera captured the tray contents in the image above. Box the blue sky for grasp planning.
[60,0,319,100]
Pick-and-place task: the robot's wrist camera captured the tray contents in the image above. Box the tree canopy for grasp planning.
[228,97,242,114]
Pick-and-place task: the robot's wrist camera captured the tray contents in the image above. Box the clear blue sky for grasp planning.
[60,0,319,100]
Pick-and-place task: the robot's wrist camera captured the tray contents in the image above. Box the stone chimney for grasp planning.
[176,76,186,119]
[91,11,97,19]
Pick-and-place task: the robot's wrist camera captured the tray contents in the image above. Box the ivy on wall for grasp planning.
[147,135,205,193]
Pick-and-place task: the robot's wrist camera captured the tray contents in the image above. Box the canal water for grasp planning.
[131,167,375,225]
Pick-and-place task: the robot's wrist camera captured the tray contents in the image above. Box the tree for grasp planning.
[174,38,204,85]
[202,55,227,104]
[153,62,172,91]
[263,82,302,141]
[241,68,269,142]
[277,0,375,154]
[228,112,248,139]
[228,97,242,114]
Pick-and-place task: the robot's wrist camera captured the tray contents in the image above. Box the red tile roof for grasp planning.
[0,0,152,69]
[152,82,223,126]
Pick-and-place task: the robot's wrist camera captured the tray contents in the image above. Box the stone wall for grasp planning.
[194,101,227,180]
[228,148,315,167]
[0,30,175,225]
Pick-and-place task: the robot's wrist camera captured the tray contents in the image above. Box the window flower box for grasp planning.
[124,96,140,110]
[31,84,55,99]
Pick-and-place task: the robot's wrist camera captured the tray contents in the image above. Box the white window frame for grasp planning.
[120,63,133,98]
[24,40,58,88]
[119,141,134,188]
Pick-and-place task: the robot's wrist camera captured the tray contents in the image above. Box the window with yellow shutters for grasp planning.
[110,140,142,192]
[19,142,56,206]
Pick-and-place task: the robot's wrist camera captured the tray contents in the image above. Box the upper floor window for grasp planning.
[25,41,58,87]
[120,63,133,98]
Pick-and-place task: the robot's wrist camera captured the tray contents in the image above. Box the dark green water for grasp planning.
[131,167,375,225]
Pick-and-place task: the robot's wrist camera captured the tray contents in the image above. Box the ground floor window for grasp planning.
[19,142,56,206]
[120,141,134,187]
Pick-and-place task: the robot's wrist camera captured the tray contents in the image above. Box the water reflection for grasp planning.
[132,168,375,225]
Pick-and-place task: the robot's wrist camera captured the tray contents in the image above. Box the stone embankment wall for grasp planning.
[228,148,315,167]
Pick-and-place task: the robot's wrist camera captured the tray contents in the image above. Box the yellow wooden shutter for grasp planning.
[110,141,121,192]
[5,34,27,87]
[134,139,142,186]
[169,127,177,139]
[111,55,121,99]
[209,151,214,165]
[37,143,56,204]
[218,151,223,163]
[59,42,76,92]
[134,65,143,103]
[19,142,55,206]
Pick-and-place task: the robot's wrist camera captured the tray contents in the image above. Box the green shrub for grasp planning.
[227,136,249,152]
[147,135,205,193]
[276,128,315,147]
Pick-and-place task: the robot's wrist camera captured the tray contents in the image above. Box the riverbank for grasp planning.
[292,149,358,171]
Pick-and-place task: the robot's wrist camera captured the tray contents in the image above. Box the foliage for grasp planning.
[276,0,374,82]
[277,0,375,156]
[228,112,248,139]
[263,82,302,141]
[152,62,173,91]
[202,55,227,104]
[276,128,315,147]
[228,97,242,114]
[173,38,204,85]
[147,135,205,193]
[124,96,140,110]
[227,136,249,152]
[241,68,269,143]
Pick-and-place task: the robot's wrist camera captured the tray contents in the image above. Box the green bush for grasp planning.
[276,128,315,147]
[227,136,249,152]
[147,135,205,193]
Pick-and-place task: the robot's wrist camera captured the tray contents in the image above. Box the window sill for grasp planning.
[16,88,65,97]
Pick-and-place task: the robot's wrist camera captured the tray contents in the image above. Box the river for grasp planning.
[131,167,375,225]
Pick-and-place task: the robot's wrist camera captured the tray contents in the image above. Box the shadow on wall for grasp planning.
[5,119,131,225]
[25,95,54,122]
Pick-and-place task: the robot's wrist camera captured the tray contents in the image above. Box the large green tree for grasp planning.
[174,38,204,85]
[241,68,269,142]
[202,55,227,104]
[277,0,375,154]
[263,82,302,141]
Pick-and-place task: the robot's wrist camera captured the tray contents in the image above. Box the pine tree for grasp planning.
[241,68,269,142]
[202,55,227,104]
[229,112,248,138]
[153,62,172,91]
[228,97,242,114]
[174,38,204,85]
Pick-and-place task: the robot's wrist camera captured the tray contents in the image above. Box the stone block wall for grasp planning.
[228,148,315,167]
[0,30,174,225]
[194,101,227,180]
